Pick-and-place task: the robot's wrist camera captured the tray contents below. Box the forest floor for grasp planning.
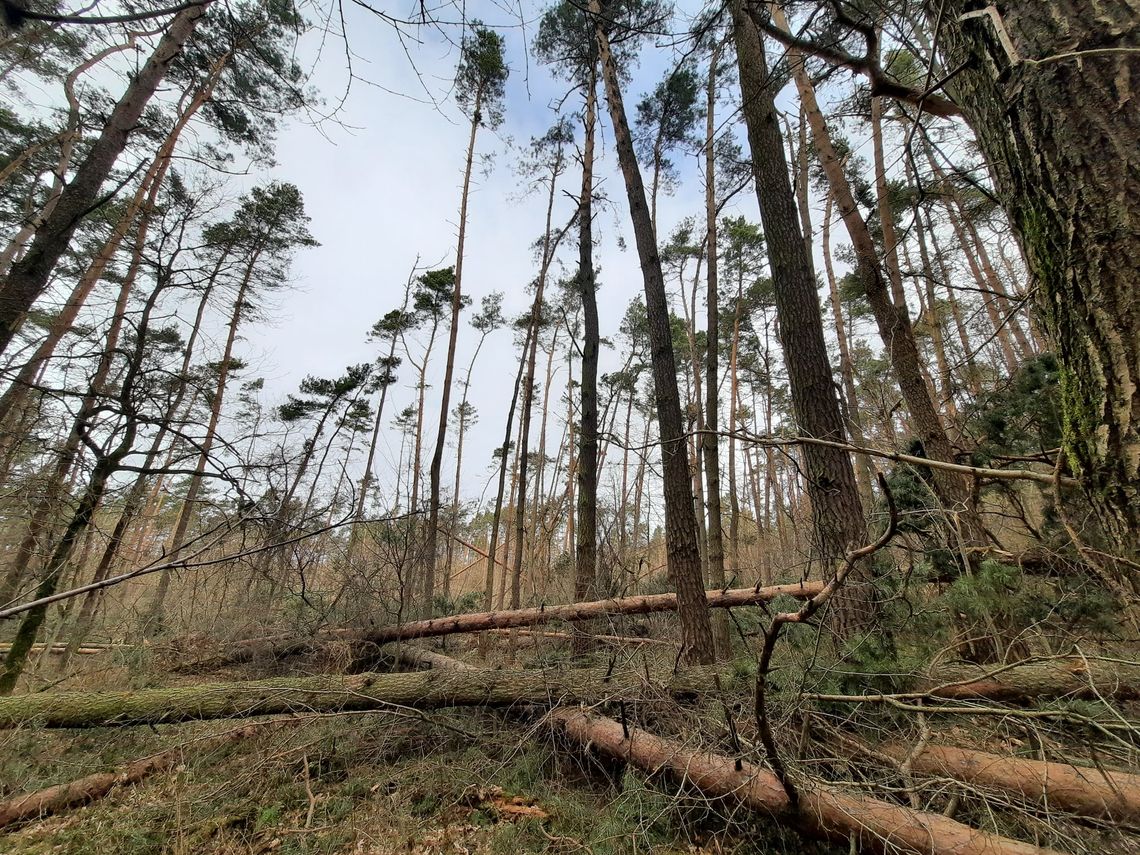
[2,627,1137,855]
[0,638,831,855]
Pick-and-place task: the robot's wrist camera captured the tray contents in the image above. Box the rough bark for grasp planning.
[0,5,208,356]
[0,666,718,729]
[573,64,601,655]
[591,0,714,664]
[551,710,1057,855]
[702,42,730,656]
[934,1,1140,551]
[731,0,869,633]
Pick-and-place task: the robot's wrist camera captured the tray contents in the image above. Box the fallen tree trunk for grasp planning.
[876,741,1140,822]
[387,644,1055,855]
[0,666,716,729]
[362,581,822,644]
[924,657,1140,703]
[0,726,256,828]
[174,581,821,673]
[551,710,1056,855]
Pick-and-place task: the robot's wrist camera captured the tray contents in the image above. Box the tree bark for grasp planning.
[573,65,601,655]
[702,42,730,656]
[0,666,718,728]
[0,726,256,829]
[934,0,1140,551]
[732,0,869,634]
[0,4,208,357]
[921,657,1140,703]
[591,0,714,664]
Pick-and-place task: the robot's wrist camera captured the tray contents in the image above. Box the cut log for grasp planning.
[0,726,256,828]
[924,657,1140,703]
[174,581,821,673]
[551,710,1057,855]
[876,741,1140,822]
[361,581,822,644]
[0,666,717,729]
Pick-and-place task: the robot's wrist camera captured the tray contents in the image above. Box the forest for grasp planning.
[0,0,1137,852]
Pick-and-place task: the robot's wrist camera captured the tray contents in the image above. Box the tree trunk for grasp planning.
[425,92,485,614]
[552,710,1055,855]
[732,0,868,634]
[364,581,820,644]
[0,666,719,728]
[573,65,601,656]
[934,0,1140,550]
[871,741,1140,822]
[483,323,534,615]
[0,4,208,357]
[0,726,256,829]
[702,42,730,655]
[147,250,256,631]
[592,0,714,664]
[822,192,875,509]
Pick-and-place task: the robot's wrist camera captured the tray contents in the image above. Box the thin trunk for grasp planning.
[483,323,534,614]
[702,42,729,654]
[822,192,875,510]
[425,90,485,614]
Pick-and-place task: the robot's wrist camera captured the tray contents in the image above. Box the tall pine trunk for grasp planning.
[592,0,714,664]
[732,0,869,634]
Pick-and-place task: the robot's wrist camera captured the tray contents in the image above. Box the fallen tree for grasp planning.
[876,741,1140,822]
[389,644,1057,855]
[360,581,823,644]
[922,657,1140,703]
[0,666,717,728]
[0,725,257,828]
[551,709,1057,855]
[173,581,822,673]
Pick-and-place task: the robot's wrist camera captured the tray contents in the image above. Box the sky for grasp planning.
[242,0,763,508]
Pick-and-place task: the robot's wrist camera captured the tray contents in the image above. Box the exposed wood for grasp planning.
[0,666,719,729]
[551,709,1057,855]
